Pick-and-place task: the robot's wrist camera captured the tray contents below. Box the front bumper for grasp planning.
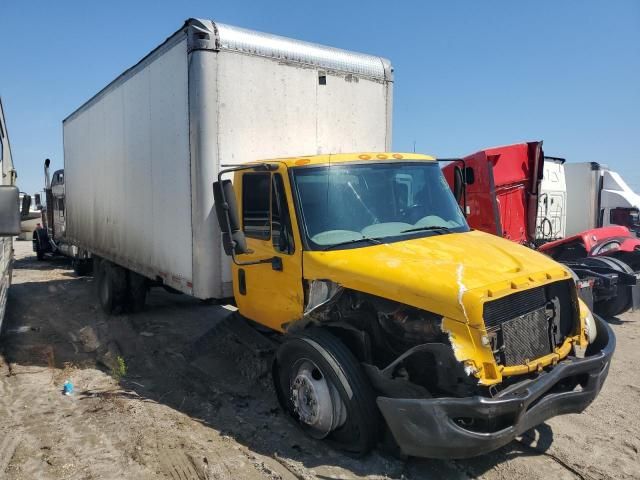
[377,315,616,459]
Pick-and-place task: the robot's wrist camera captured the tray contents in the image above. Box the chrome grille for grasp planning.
[501,307,552,366]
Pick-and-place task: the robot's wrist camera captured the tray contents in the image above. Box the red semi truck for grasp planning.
[442,142,640,317]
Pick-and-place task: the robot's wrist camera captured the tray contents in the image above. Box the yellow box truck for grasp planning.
[213,152,615,458]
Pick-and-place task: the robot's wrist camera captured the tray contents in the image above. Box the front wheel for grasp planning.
[273,328,379,455]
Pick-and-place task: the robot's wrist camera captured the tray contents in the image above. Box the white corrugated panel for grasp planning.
[65,38,192,285]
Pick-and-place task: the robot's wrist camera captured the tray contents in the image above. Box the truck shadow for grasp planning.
[1,259,556,479]
[602,315,628,325]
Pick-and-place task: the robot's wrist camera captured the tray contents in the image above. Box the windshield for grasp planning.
[292,161,469,250]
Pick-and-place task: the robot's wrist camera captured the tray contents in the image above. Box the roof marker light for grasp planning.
[358,154,371,160]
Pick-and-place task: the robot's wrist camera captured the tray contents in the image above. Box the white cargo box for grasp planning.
[564,162,601,236]
[63,18,393,299]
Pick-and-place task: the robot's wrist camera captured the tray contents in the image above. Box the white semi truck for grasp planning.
[565,162,639,236]
[537,159,640,240]
[60,18,392,311]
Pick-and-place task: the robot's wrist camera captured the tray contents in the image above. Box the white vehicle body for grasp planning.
[565,162,640,236]
[537,160,640,238]
[563,162,602,237]
[0,98,17,329]
[600,169,640,229]
[63,18,393,299]
[536,157,567,241]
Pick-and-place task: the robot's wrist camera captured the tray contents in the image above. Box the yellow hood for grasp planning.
[303,230,572,327]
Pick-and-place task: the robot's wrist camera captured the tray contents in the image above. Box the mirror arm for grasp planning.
[438,158,468,217]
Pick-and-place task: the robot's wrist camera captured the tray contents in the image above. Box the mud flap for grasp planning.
[632,274,640,311]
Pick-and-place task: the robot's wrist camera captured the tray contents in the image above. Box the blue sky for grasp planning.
[1,1,638,195]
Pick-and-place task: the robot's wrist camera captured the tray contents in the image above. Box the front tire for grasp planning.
[273,328,379,456]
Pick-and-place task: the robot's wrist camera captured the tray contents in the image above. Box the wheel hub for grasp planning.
[290,360,346,438]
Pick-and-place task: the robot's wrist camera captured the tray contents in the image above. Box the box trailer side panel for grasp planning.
[564,162,600,236]
[188,21,393,299]
[64,37,193,286]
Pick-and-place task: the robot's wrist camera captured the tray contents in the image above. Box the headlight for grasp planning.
[584,310,597,344]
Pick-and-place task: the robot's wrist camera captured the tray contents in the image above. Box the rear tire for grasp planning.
[96,260,127,315]
[273,328,379,456]
[585,256,634,317]
[127,270,147,312]
[72,258,93,276]
[33,231,46,261]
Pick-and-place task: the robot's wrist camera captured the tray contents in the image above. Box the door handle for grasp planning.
[271,256,283,271]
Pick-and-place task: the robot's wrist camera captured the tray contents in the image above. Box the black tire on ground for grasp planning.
[96,260,128,315]
[273,328,380,456]
[127,270,147,313]
[584,256,634,317]
[32,231,46,261]
[72,258,93,276]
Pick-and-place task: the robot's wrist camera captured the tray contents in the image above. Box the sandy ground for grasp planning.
[0,240,638,480]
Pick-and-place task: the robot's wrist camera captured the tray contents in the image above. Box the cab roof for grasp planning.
[250,152,436,168]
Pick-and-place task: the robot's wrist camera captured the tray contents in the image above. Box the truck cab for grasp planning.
[32,162,90,273]
[214,152,615,459]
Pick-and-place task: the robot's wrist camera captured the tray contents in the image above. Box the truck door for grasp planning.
[232,165,304,331]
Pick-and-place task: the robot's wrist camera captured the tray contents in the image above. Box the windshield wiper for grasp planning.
[400,225,453,235]
[321,236,383,251]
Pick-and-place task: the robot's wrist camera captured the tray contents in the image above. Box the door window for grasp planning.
[242,173,271,240]
[272,174,294,254]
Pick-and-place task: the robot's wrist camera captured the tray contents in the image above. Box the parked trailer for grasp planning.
[442,142,640,317]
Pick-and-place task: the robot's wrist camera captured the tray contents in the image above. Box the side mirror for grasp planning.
[213,179,249,256]
[34,193,42,210]
[453,166,464,203]
[0,186,21,236]
[464,167,475,185]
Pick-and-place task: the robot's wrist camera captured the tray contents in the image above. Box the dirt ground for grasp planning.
[0,240,638,480]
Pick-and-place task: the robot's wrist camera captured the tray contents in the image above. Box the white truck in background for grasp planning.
[537,159,640,240]
[0,97,22,333]
[565,162,640,236]
[536,156,567,241]
[59,18,392,311]
[537,157,640,241]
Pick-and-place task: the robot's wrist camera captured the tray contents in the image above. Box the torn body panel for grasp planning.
[295,283,479,398]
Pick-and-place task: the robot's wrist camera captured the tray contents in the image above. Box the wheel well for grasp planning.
[322,325,370,363]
